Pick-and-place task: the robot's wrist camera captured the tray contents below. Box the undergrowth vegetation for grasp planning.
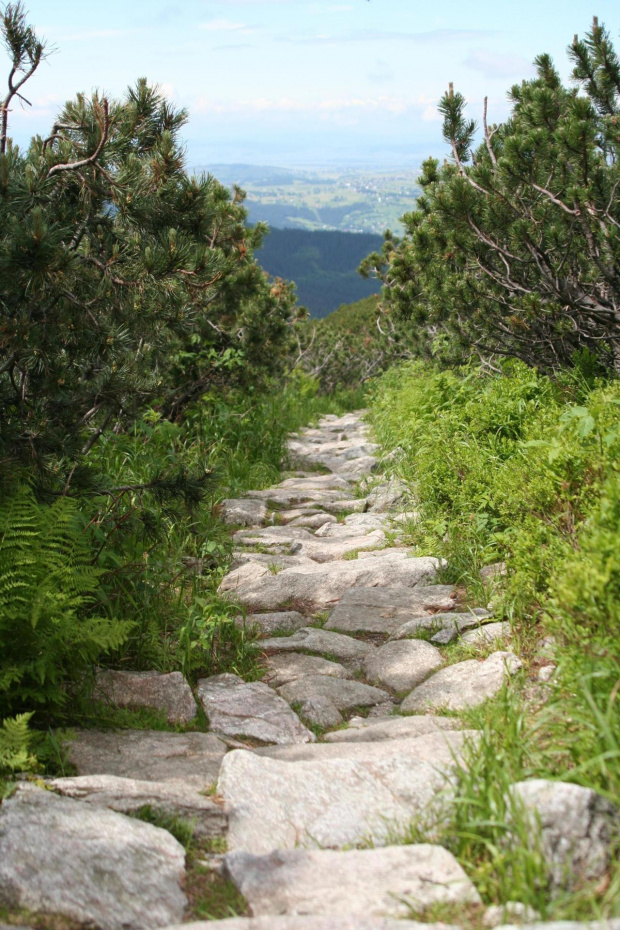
[0,374,363,749]
[370,359,620,916]
[0,4,365,772]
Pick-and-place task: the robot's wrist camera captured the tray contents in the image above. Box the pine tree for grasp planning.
[366,18,620,372]
[0,4,299,484]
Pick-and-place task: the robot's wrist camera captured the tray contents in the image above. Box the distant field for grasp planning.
[255,228,383,318]
[197,163,420,236]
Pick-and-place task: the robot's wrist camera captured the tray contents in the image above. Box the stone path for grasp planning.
[1,411,618,930]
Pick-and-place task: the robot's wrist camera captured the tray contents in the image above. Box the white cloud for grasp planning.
[464,49,535,80]
[199,18,254,32]
[193,93,440,123]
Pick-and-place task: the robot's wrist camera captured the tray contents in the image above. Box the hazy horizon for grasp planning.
[4,1,619,173]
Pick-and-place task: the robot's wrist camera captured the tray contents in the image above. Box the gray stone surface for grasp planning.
[246,488,350,508]
[297,696,343,728]
[323,714,461,743]
[480,561,507,581]
[221,498,267,527]
[225,844,480,918]
[393,609,491,642]
[363,640,444,692]
[538,664,556,682]
[430,611,495,645]
[47,774,227,838]
[278,507,322,523]
[222,555,439,611]
[169,919,442,930]
[229,551,313,572]
[257,627,375,666]
[0,784,186,930]
[261,652,350,687]
[390,511,420,525]
[322,498,368,514]
[315,513,387,539]
[510,779,620,893]
[225,845,480,918]
[325,585,455,634]
[254,730,472,764]
[356,547,410,560]
[278,675,390,713]
[64,728,228,788]
[366,478,408,513]
[93,669,197,725]
[401,652,522,713]
[197,673,315,744]
[461,621,511,645]
[290,529,386,562]
[220,559,272,593]
[289,513,337,529]
[337,455,379,478]
[218,736,467,854]
[234,525,316,548]
[236,610,308,635]
[279,475,352,491]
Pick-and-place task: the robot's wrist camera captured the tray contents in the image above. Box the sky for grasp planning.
[3,0,619,171]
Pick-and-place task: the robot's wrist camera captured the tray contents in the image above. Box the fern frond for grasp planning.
[0,713,36,773]
[0,486,130,716]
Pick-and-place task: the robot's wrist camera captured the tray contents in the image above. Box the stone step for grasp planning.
[363,639,444,691]
[46,773,227,839]
[401,651,523,713]
[221,499,268,527]
[63,729,228,790]
[324,584,456,635]
[256,627,376,668]
[196,673,315,745]
[261,652,351,688]
[224,844,481,918]
[322,713,462,743]
[218,730,474,854]
[236,610,308,636]
[0,784,186,930]
[277,675,390,715]
[93,669,197,725]
[391,608,492,642]
[223,555,439,611]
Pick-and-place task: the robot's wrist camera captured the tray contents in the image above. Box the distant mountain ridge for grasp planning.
[255,228,382,319]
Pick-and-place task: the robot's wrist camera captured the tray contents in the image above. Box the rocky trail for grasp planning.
[1,412,618,930]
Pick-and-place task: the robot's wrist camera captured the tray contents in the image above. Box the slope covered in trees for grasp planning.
[256,228,382,317]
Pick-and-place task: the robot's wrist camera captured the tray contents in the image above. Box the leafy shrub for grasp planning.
[370,360,620,612]
[295,295,414,393]
[371,360,620,915]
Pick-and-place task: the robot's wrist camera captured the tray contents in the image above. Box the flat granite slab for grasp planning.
[64,729,228,789]
[325,585,456,634]
[224,845,481,918]
[218,733,473,854]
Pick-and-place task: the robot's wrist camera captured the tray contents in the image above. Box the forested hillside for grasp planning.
[255,228,382,317]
